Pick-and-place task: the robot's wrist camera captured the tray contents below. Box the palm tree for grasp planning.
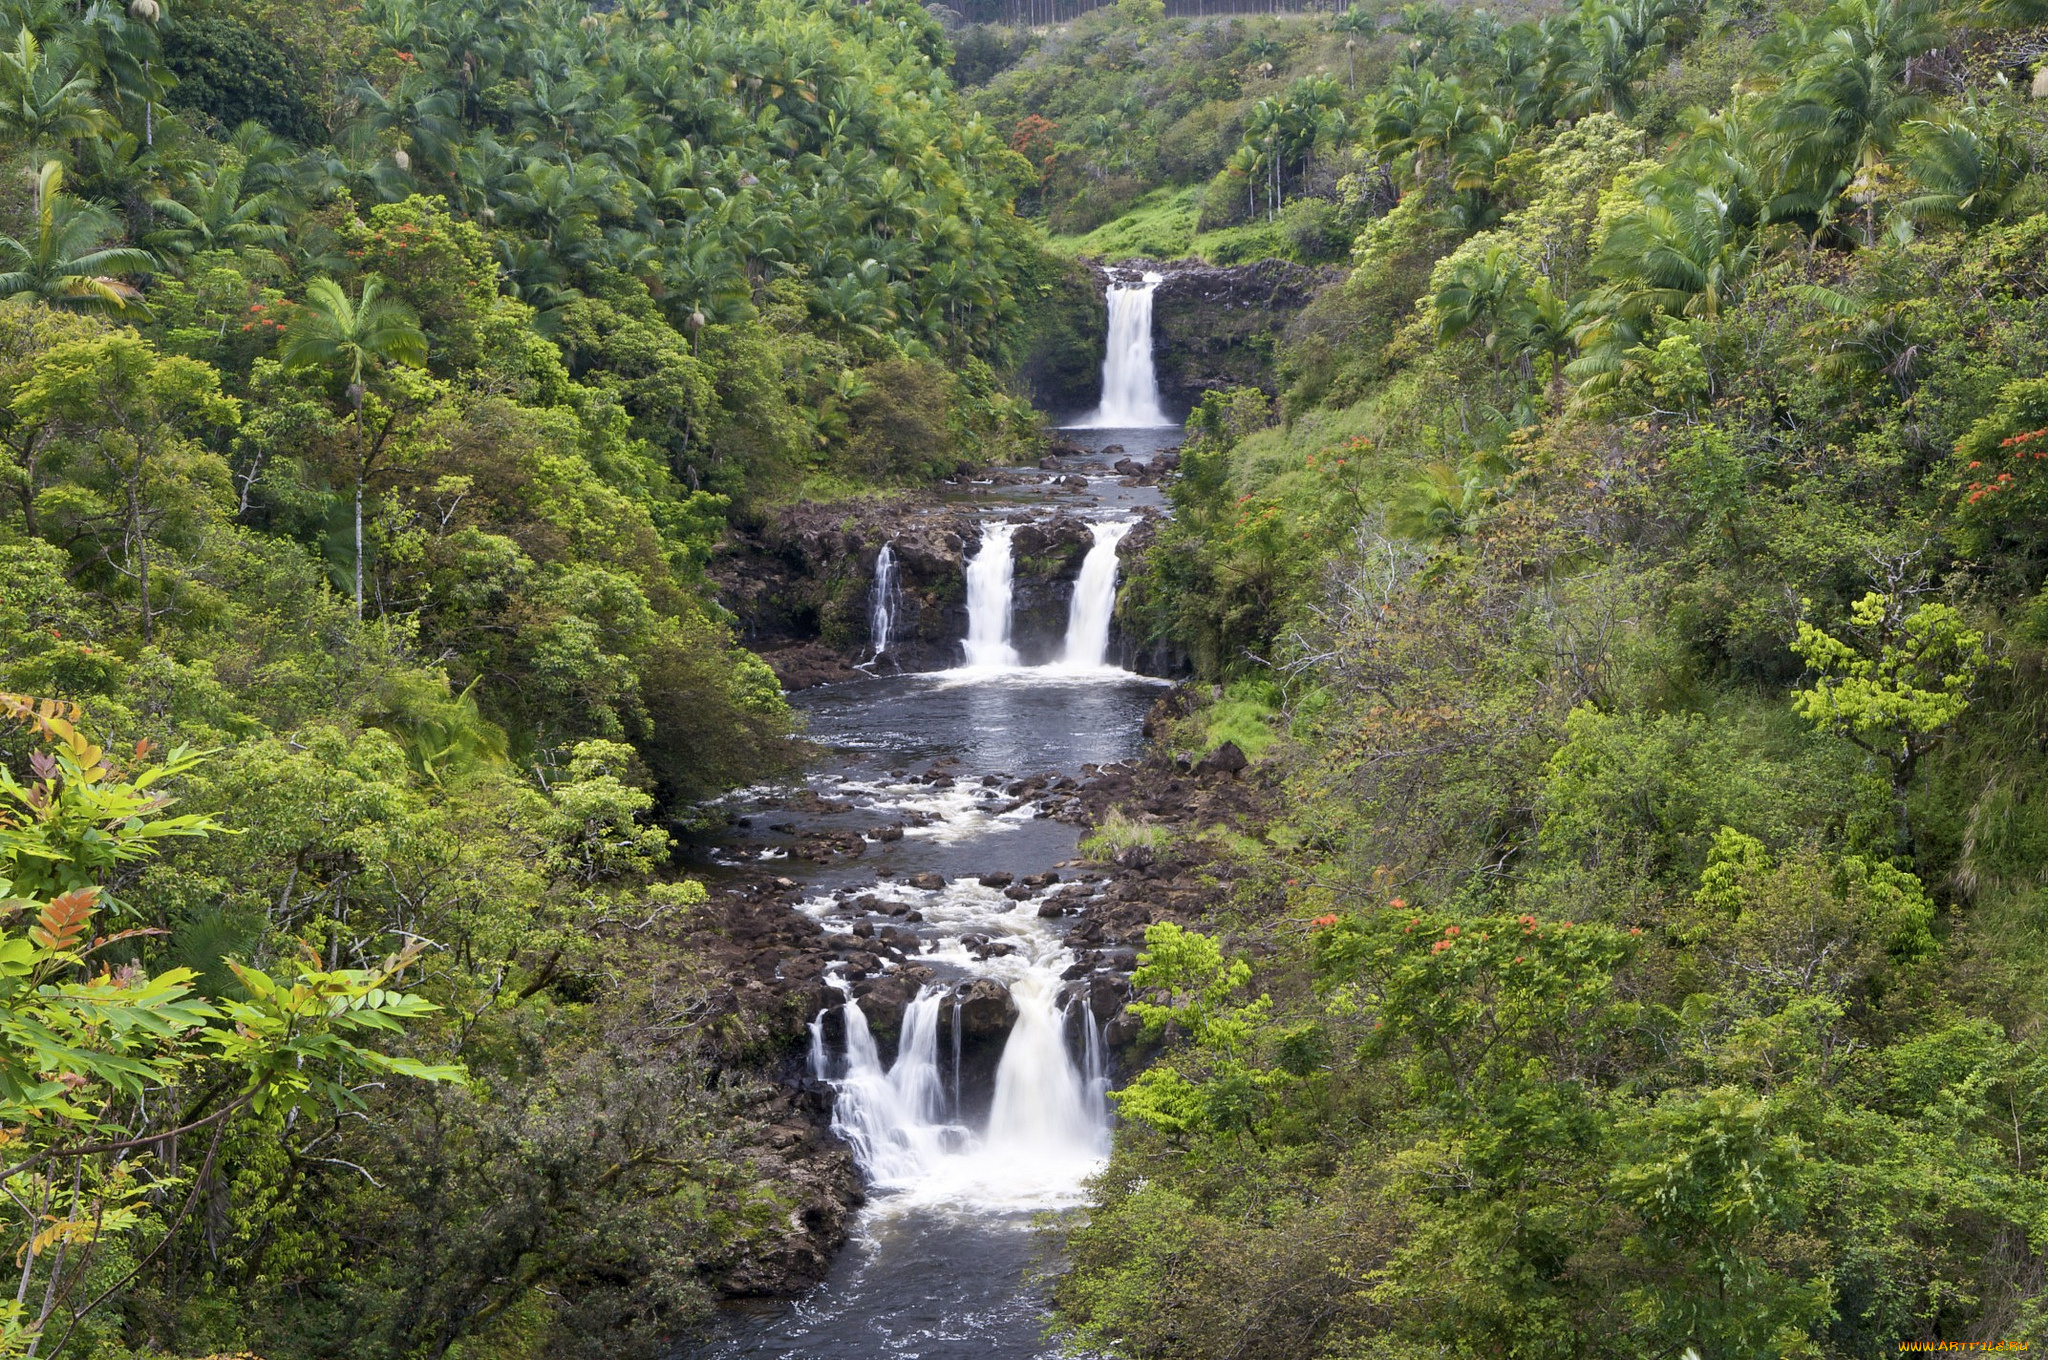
[1570,174,1762,394]
[0,161,154,313]
[0,26,105,176]
[1434,244,1528,376]
[279,276,428,619]
[145,165,288,267]
[1896,106,2029,230]
[1762,0,1939,241]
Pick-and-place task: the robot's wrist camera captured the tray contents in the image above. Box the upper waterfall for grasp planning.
[1060,519,1135,669]
[1074,272,1173,429]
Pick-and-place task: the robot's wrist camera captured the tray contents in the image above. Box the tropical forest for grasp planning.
[0,0,2042,1355]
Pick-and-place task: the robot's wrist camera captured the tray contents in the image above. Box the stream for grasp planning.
[689,274,1180,1359]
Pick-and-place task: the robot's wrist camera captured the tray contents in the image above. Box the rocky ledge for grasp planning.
[713,491,1161,687]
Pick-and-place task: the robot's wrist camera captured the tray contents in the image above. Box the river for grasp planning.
[689,274,1181,1359]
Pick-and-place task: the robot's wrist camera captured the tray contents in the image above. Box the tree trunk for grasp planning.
[354,472,365,621]
[131,480,151,644]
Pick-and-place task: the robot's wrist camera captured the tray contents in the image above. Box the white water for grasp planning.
[828,986,966,1187]
[1074,272,1173,429]
[804,881,1111,1215]
[1059,520,1135,669]
[869,544,901,659]
[962,523,1021,669]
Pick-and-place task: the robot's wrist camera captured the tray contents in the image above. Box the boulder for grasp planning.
[954,978,1017,1036]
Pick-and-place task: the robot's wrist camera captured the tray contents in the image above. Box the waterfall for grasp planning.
[951,991,964,1121]
[987,973,1105,1159]
[1060,519,1135,669]
[828,988,962,1188]
[962,522,1020,669]
[868,543,901,660]
[809,966,1109,1206]
[1078,999,1109,1112]
[1075,272,1172,429]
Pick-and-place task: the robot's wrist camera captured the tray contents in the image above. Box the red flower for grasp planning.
[1310,913,1338,929]
[1389,897,1407,909]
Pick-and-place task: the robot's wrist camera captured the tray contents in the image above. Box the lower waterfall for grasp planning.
[805,882,1111,1212]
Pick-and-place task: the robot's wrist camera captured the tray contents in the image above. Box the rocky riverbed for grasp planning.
[675,683,1268,1301]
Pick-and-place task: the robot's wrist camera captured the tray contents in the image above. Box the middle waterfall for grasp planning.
[962,523,1020,669]
[1060,520,1135,669]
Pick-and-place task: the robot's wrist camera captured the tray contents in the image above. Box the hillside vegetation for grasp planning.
[959,0,2048,1354]
[0,0,1069,1355]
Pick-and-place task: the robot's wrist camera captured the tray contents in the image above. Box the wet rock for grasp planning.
[1003,884,1035,901]
[906,871,946,891]
[954,978,1018,1035]
[870,825,905,843]
[1149,257,1331,406]
[852,973,915,1031]
[977,871,1015,888]
[961,933,1017,961]
[1088,973,1130,1022]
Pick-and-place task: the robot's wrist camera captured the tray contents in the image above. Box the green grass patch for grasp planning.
[1079,808,1174,860]
[1042,186,1302,266]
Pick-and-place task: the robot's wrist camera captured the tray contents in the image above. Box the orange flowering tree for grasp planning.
[1952,376,2048,580]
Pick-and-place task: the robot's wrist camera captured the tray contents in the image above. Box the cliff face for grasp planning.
[1090,257,1330,407]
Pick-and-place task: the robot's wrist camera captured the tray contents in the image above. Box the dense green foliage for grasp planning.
[1009,0,2048,1354]
[0,0,1083,1354]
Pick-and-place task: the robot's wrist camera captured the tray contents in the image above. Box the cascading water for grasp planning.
[962,522,1020,669]
[1060,519,1135,669]
[801,878,1113,1214]
[986,973,1105,1161]
[1075,272,1173,429]
[828,987,964,1188]
[868,544,902,660]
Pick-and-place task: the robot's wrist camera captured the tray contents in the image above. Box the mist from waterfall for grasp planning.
[1073,272,1173,429]
[1059,519,1135,669]
[962,523,1020,669]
